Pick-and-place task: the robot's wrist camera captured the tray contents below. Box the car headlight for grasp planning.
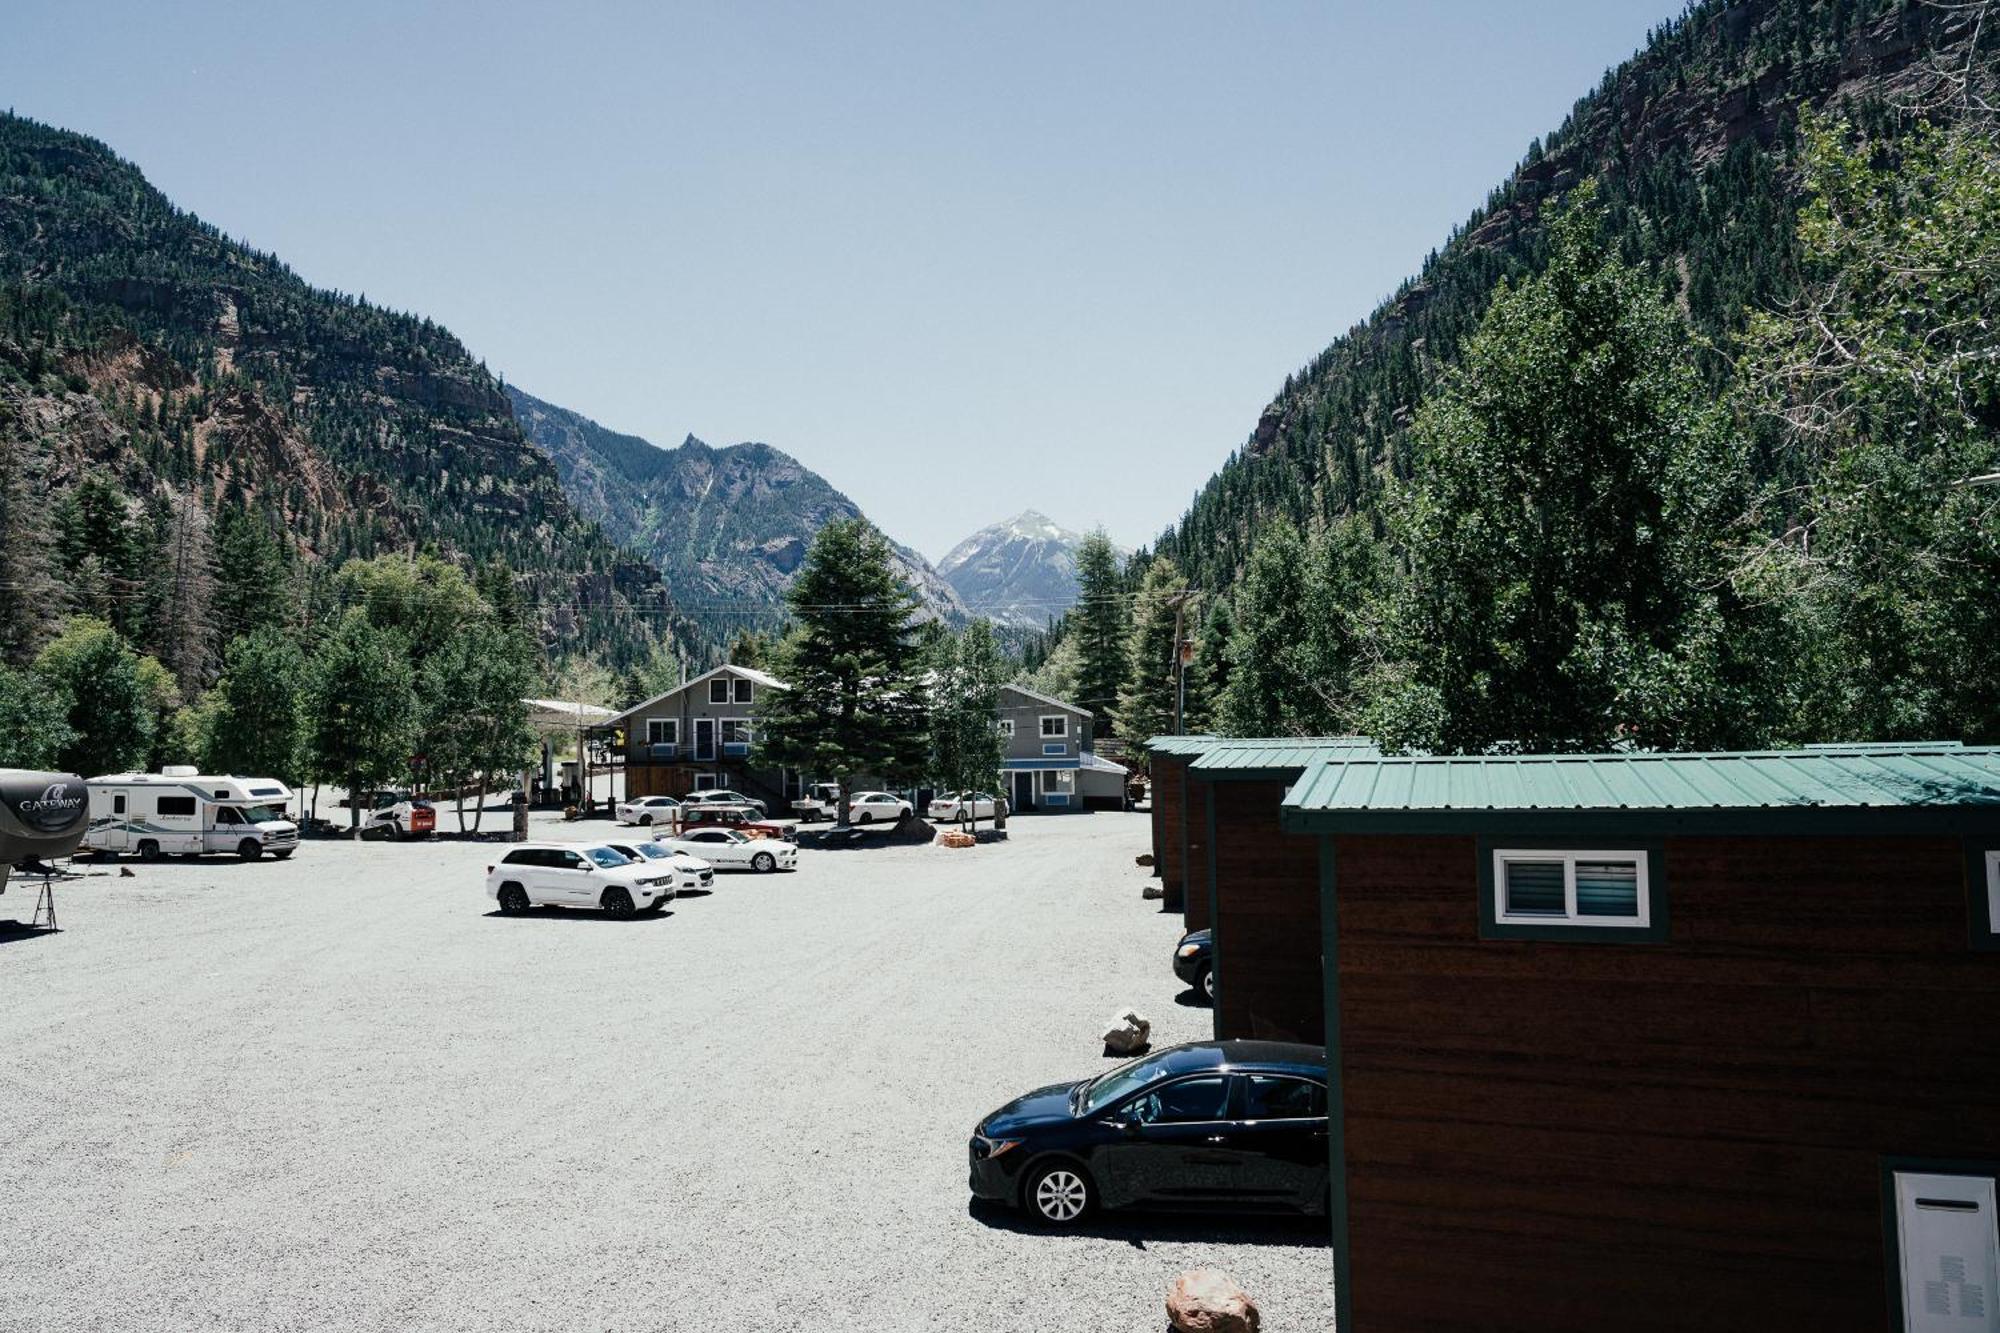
[1177,943,1201,958]
[975,1136,1022,1159]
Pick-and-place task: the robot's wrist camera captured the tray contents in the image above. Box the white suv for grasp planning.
[486,842,677,917]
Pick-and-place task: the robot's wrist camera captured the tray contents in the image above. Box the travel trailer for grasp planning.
[84,768,299,860]
[0,769,90,895]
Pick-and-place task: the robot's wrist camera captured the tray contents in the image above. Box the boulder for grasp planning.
[1166,1269,1260,1333]
[1141,884,1164,900]
[1101,1007,1150,1056]
[1135,852,1155,867]
[938,830,976,849]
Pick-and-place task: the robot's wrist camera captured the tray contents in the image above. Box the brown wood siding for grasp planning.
[626,765,697,799]
[1155,756,1189,912]
[1211,778,1322,1043]
[1185,774,1212,932]
[1330,832,2000,1333]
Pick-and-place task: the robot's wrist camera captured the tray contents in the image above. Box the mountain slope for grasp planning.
[936,511,1107,629]
[1159,0,1987,592]
[507,386,967,631]
[0,112,700,668]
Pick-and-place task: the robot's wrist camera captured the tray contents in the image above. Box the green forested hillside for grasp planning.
[1160,0,1978,588]
[0,112,702,672]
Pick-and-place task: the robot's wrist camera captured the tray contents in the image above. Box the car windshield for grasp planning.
[242,804,284,823]
[629,844,671,860]
[718,830,750,843]
[584,846,633,867]
[1075,1050,1179,1116]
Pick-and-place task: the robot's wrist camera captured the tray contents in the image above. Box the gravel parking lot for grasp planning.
[0,811,1333,1332]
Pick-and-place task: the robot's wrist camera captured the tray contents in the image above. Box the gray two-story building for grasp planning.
[609,664,790,805]
[997,683,1125,812]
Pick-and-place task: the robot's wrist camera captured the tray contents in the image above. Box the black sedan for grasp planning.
[968,1040,1329,1226]
[1173,928,1213,1002]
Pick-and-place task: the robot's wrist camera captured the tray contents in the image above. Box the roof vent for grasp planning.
[161,765,199,777]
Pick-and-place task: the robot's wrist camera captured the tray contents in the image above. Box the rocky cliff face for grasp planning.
[0,111,703,668]
[508,386,967,632]
[936,511,1109,629]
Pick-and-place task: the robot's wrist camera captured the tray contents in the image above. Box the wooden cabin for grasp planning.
[1143,736,1213,913]
[1281,746,2000,1333]
[1186,737,1376,1043]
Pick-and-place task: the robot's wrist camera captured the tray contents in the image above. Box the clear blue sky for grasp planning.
[4,0,1681,560]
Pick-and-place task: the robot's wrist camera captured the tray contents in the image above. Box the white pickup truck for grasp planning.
[791,783,843,822]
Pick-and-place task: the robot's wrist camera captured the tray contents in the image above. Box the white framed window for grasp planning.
[645,718,678,745]
[1492,849,1650,928]
[1045,768,1074,792]
[1040,715,1067,738]
[708,678,729,704]
[998,719,1015,738]
[733,678,754,704]
[720,719,751,746]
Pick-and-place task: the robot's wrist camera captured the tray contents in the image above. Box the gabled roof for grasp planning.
[1190,737,1380,777]
[1000,682,1091,718]
[608,663,789,725]
[1281,746,2000,834]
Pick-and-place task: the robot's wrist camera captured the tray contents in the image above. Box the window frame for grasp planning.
[708,677,730,705]
[1116,1073,1235,1127]
[720,718,752,747]
[1040,714,1067,738]
[733,678,754,704]
[1241,1074,1328,1123]
[1971,845,2000,951]
[645,718,678,746]
[1478,839,1668,943]
[997,718,1015,738]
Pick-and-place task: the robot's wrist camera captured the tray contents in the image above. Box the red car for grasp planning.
[678,806,796,841]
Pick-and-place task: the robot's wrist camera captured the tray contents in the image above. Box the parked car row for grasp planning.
[485,824,798,918]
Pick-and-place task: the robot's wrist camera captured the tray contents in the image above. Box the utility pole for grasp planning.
[1169,591,1198,735]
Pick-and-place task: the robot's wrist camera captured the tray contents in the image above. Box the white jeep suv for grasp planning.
[486,842,676,917]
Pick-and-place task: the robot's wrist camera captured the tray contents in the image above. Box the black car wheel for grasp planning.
[498,882,530,915]
[639,814,654,826]
[856,811,873,824]
[1025,1161,1094,1226]
[1198,964,1215,1004]
[137,839,161,862]
[601,887,636,918]
[751,850,776,873]
[238,839,263,860]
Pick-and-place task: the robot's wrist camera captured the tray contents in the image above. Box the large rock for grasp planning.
[1166,1269,1260,1333]
[1101,1007,1150,1055]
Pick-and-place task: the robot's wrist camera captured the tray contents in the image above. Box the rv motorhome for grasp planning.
[84,768,299,861]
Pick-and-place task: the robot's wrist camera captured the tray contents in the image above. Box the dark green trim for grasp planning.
[1206,783,1221,1040]
[1282,806,2000,839]
[1968,841,2000,952]
[1174,761,1191,912]
[1476,837,1670,944]
[1319,835,1352,1332]
[1878,1156,2000,1332]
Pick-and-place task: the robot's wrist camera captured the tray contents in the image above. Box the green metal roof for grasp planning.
[1282,746,2000,833]
[1190,738,1381,776]
[1144,734,1220,757]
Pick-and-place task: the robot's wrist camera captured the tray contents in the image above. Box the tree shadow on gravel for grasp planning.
[966,1199,1327,1249]
[480,908,675,923]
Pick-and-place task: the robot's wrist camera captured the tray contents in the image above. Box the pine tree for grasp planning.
[755,519,929,826]
[1216,519,1317,738]
[1070,530,1130,729]
[213,505,289,643]
[926,620,1007,833]
[1116,555,1190,743]
[151,488,218,695]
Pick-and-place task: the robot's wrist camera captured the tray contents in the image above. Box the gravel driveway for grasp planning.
[0,810,1333,1331]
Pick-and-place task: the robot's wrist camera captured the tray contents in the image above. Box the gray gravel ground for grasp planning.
[0,810,1333,1332]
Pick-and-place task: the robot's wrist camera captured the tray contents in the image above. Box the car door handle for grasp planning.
[1204,1135,1229,1144]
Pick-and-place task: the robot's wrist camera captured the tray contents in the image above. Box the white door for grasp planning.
[1896,1171,1999,1332]
[534,848,589,904]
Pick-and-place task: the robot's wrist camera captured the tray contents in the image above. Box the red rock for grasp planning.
[1166,1269,1260,1333]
